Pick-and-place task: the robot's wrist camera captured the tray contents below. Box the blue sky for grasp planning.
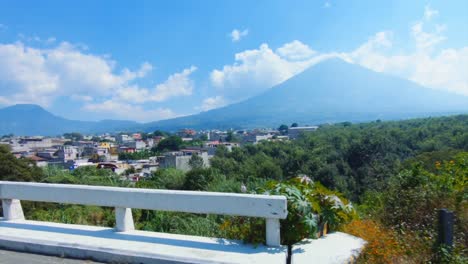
[0,0,467,122]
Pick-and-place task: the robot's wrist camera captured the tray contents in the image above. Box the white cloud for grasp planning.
[83,100,177,122]
[210,42,334,101]
[151,66,197,101]
[71,94,93,102]
[411,21,445,51]
[115,66,196,103]
[200,96,227,111]
[230,29,249,42]
[424,5,439,20]
[46,37,56,44]
[276,40,316,60]
[342,7,468,96]
[0,39,196,109]
[0,41,152,106]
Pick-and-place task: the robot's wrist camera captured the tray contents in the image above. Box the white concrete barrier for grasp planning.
[0,181,287,246]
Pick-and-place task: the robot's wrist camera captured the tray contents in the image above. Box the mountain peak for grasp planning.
[5,104,47,112]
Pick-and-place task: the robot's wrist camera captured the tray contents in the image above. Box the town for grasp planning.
[0,125,318,182]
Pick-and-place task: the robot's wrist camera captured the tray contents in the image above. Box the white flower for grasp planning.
[240,184,247,193]
[298,174,312,184]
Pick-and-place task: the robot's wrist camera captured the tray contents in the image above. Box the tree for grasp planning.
[225,131,239,142]
[0,145,43,182]
[278,124,289,135]
[183,168,216,191]
[189,154,205,170]
[63,132,84,141]
[199,134,208,141]
[155,135,183,151]
[153,130,168,137]
[291,123,299,128]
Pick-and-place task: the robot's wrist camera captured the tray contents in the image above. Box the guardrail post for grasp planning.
[2,199,25,220]
[266,218,281,247]
[438,209,454,250]
[115,207,134,232]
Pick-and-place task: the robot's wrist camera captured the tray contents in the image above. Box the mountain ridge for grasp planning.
[1,58,468,135]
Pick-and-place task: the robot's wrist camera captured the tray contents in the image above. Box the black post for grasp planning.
[437,209,454,249]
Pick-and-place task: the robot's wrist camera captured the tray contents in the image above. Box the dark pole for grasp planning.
[438,209,454,250]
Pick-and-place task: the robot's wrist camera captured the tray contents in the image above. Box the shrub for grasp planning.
[341,220,405,263]
[221,176,356,246]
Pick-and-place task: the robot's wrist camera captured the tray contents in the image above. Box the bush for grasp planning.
[183,168,217,191]
[147,168,186,190]
[341,220,405,263]
[222,176,356,246]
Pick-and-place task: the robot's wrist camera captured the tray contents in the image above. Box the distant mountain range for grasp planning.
[0,104,138,136]
[1,58,467,136]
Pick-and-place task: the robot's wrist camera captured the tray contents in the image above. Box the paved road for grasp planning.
[0,249,102,264]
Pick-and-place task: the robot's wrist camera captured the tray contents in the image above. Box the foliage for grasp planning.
[225,130,239,143]
[341,220,405,263]
[278,124,289,135]
[0,144,43,182]
[140,168,186,190]
[63,132,83,141]
[153,130,169,137]
[118,149,158,160]
[183,168,218,191]
[189,154,205,170]
[154,135,183,152]
[360,152,468,262]
[223,176,356,246]
[42,165,125,187]
[211,115,468,201]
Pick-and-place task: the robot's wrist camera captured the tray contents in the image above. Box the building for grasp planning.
[288,126,319,139]
[204,141,240,155]
[118,134,133,143]
[177,129,197,138]
[159,150,211,172]
[18,137,53,149]
[242,133,274,145]
[58,146,79,161]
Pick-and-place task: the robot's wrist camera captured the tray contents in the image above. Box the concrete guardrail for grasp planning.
[0,181,288,247]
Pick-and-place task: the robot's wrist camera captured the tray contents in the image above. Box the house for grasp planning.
[19,137,53,149]
[242,133,274,145]
[27,155,48,167]
[57,146,79,161]
[204,141,240,155]
[288,126,319,139]
[158,150,212,172]
[177,129,197,138]
[125,140,146,150]
[118,134,133,143]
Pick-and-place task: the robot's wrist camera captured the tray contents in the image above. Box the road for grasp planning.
[0,249,101,264]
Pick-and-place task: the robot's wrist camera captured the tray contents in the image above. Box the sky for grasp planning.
[0,0,467,122]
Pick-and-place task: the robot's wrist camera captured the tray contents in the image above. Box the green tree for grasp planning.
[225,131,239,142]
[144,168,186,190]
[199,134,208,141]
[189,154,205,170]
[155,135,183,152]
[63,132,84,141]
[153,130,169,137]
[278,124,289,135]
[183,168,216,191]
[0,145,43,182]
[291,123,299,127]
